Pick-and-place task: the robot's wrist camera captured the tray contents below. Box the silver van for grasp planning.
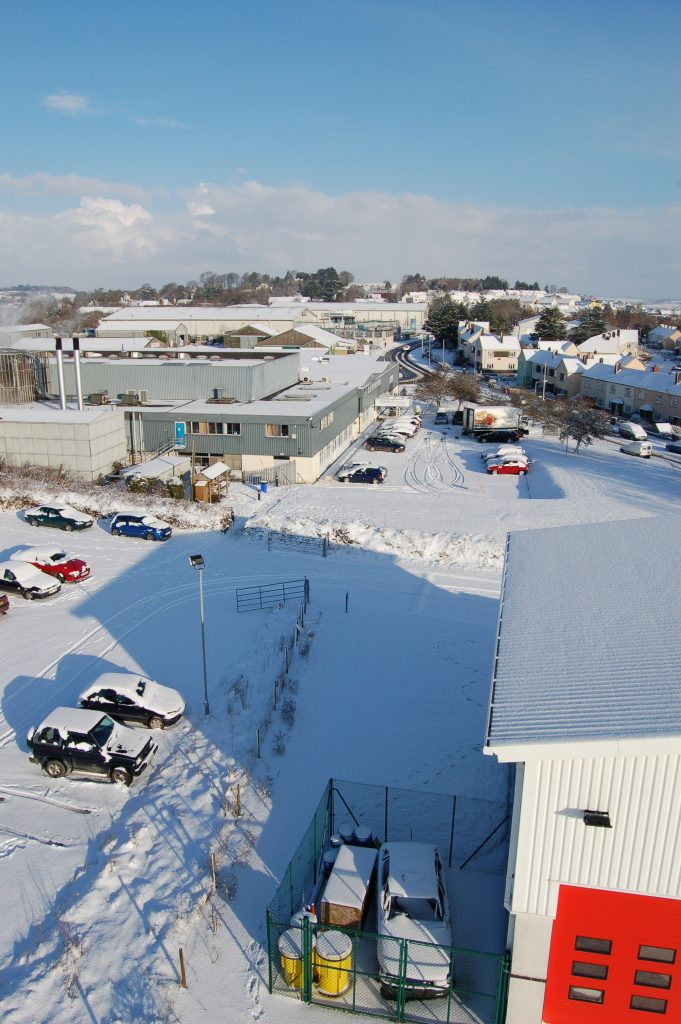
[620,440,653,458]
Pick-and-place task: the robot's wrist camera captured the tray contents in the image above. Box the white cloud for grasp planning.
[134,116,185,129]
[43,93,92,115]
[0,179,678,297]
[0,172,167,202]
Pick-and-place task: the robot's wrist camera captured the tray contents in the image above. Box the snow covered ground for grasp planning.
[1,412,680,1024]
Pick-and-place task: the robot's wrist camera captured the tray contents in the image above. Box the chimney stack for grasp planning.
[55,337,67,411]
[73,337,84,411]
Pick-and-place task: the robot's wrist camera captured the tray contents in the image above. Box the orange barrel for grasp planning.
[278,928,314,989]
[314,930,353,996]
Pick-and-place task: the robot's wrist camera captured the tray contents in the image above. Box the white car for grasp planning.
[376,842,453,998]
[378,422,418,438]
[336,461,371,481]
[482,445,527,462]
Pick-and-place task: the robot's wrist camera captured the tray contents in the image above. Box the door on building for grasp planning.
[544,885,680,1023]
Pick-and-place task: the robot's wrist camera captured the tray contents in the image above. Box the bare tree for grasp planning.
[415,369,481,408]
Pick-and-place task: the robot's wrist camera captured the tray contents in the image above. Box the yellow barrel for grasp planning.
[314,930,353,996]
[278,928,312,989]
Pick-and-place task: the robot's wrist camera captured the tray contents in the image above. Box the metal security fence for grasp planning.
[236,577,309,613]
[266,779,511,1024]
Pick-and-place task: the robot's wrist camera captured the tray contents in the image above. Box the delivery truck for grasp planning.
[462,403,528,437]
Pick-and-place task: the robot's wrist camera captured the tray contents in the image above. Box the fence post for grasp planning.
[256,729,260,758]
[345,591,349,614]
[179,948,187,988]
[285,645,289,672]
[210,851,218,893]
[305,577,310,606]
[322,535,327,557]
[302,916,313,1003]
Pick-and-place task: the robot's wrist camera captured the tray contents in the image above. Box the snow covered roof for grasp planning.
[35,707,107,733]
[0,323,51,336]
[0,403,122,424]
[486,516,681,750]
[477,335,520,352]
[582,364,681,395]
[100,302,427,324]
[198,460,229,480]
[120,455,190,480]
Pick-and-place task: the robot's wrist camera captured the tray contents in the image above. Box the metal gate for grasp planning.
[236,577,309,613]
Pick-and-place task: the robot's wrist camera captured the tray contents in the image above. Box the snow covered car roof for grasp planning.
[28,504,92,521]
[383,842,441,900]
[34,707,109,734]
[10,547,70,565]
[0,560,51,585]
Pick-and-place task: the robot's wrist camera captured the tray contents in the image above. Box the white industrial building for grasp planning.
[485,517,681,1024]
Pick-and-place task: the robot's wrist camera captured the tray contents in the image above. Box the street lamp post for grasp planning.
[188,554,210,716]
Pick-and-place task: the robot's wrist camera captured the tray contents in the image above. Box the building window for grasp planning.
[630,994,667,1013]
[208,422,224,434]
[575,936,613,955]
[320,412,334,430]
[189,421,202,434]
[634,971,672,989]
[610,384,616,393]
[568,986,605,1004]
[655,394,662,403]
[265,424,289,437]
[639,947,676,965]
[572,961,609,980]
[625,387,632,396]
[639,391,645,398]
[225,422,241,435]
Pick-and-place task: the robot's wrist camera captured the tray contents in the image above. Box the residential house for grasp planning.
[485,516,681,1024]
[520,351,587,399]
[579,363,681,424]
[468,334,521,375]
[647,324,681,351]
[577,329,639,359]
[517,341,580,387]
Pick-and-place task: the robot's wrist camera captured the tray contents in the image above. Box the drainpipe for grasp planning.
[55,337,67,410]
[73,337,84,410]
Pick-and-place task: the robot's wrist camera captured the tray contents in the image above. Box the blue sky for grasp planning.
[1,0,679,296]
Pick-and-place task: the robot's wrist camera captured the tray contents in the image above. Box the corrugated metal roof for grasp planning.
[486,516,681,748]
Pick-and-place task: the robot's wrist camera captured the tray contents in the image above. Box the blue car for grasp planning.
[110,512,172,541]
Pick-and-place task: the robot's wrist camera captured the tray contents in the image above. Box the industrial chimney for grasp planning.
[55,338,66,411]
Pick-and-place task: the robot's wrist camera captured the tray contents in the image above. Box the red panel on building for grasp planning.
[544,885,681,1023]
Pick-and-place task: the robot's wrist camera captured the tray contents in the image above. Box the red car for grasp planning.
[0,594,8,615]
[11,546,91,583]
[486,458,528,476]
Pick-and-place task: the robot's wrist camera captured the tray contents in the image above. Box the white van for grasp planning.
[618,421,648,441]
[620,440,653,458]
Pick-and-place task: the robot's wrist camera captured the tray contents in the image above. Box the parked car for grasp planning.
[376,842,453,998]
[665,441,681,455]
[0,594,9,615]
[647,422,678,440]
[481,445,526,462]
[79,672,185,729]
[364,436,406,453]
[336,461,371,481]
[10,547,91,584]
[434,412,449,425]
[378,422,417,438]
[110,512,172,541]
[344,466,387,484]
[617,422,648,441]
[476,430,522,444]
[26,708,158,786]
[0,561,61,600]
[451,410,464,425]
[486,458,529,475]
[24,504,94,532]
[620,440,653,458]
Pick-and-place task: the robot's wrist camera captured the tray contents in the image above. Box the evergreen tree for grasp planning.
[469,299,492,323]
[534,307,567,340]
[570,306,607,344]
[424,296,466,346]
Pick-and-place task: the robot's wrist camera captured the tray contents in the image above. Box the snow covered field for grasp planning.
[1,416,679,1024]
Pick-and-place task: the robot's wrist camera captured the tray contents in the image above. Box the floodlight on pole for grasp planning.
[188,554,209,715]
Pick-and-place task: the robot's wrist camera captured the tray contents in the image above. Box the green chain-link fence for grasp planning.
[266,778,510,1024]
